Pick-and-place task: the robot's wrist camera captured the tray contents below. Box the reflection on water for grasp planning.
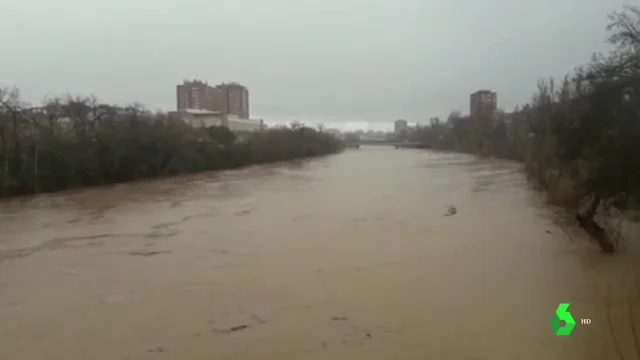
[1,146,639,360]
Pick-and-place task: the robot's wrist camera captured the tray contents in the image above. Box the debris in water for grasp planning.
[331,316,348,321]
[230,324,250,332]
[211,324,250,334]
[444,206,457,216]
[129,250,171,257]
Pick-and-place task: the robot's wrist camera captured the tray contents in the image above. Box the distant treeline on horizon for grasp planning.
[259,118,416,132]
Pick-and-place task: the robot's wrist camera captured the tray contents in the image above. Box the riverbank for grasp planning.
[428,145,578,207]
[421,143,637,252]
[0,97,343,199]
[408,6,640,252]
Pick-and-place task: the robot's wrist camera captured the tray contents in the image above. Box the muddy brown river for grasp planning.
[1,147,639,360]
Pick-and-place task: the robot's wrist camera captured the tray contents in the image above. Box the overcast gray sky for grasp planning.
[0,0,630,127]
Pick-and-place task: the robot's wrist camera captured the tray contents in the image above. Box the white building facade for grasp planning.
[169,109,266,132]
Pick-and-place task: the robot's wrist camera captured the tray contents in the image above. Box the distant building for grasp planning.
[176,79,250,119]
[394,119,408,134]
[218,82,250,119]
[469,90,497,119]
[324,128,341,137]
[168,109,225,128]
[226,117,264,132]
[168,109,264,132]
[176,79,218,112]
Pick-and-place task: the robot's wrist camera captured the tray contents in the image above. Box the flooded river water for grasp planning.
[1,147,640,360]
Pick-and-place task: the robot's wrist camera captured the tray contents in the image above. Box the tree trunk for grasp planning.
[33,146,39,192]
[576,193,616,252]
[0,127,9,197]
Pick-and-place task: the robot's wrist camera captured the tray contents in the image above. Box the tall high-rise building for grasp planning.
[176,80,250,119]
[217,82,250,119]
[469,90,497,119]
[176,79,219,112]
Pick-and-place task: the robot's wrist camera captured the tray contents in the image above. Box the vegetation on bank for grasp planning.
[413,6,640,252]
[0,93,343,199]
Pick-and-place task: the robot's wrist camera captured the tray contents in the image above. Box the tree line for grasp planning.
[413,5,640,252]
[0,93,343,199]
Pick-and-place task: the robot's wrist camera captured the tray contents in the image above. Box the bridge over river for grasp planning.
[1,147,639,360]
[352,139,431,148]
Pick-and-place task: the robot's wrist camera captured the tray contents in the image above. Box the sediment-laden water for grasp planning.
[1,146,639,360]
